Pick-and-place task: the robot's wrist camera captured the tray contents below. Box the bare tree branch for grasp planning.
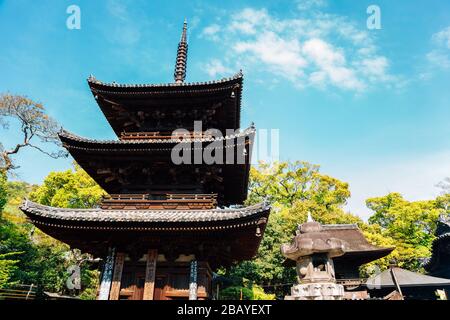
[0,93,68,173]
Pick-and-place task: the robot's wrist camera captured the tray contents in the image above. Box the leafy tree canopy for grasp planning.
[30,163,106,208]
[227,161,449,297]
[228,161,359,295]
[0,252,21,289]
[366,192,448,270]
[0,166,102,299]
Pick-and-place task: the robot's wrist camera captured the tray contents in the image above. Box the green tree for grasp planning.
[366,192,446,270]
[2,180,37,223]
[30,163,106,208]
[227,161,365,297]
[219,286,254,300]
[0,252,21,289]
[0,164,104,299]
[247,161,350,208]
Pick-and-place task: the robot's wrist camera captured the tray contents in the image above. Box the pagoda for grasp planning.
[20,21,270,300]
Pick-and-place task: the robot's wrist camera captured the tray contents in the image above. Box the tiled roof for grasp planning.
[316,223,393,253]
[366,267,450,288]
[58,126,255,146]
[87,71,243,90]
[20,200,269,224]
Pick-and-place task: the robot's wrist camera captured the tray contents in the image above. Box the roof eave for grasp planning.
[87,71,243,93]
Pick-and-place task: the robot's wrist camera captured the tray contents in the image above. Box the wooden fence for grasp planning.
[0,284,37,300]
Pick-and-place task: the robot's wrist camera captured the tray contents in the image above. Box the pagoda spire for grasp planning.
[174,19,188,83]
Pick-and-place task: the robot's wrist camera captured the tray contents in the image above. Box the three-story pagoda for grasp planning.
[20,21,270,300]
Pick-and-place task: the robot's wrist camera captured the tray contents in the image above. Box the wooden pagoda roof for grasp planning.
[59,126,254,147]
[20,200,268,225]
[20,200,270,267]
[87,71,243,91]
[58,128,254,205]
[87,72,243,137]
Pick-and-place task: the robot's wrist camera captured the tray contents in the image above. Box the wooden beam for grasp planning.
[109,252,125,300]
[143,249,158,300]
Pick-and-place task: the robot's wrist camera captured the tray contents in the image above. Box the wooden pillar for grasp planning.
[143,249,158,300]
[109,252,125,300]
[98,247,115,300]
[189,260,198,300]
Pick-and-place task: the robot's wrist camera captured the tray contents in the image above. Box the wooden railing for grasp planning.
[336,278,366,289]
[120,131,214,141]
[100,193,218,210]
[0,284,36,300]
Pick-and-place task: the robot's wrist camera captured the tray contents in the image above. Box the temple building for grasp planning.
[365,266,450,300]
[425,214,450,279]
[20,21,270,300]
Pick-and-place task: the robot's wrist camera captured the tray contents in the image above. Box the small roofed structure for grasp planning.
[282,215,347,300]
[283,222,394,280]
[424,214,450,279]
[365,266,450,300]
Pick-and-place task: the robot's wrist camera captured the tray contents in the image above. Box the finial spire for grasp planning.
[174,19,188,83]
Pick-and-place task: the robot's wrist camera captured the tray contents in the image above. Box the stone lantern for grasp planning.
[281,214,346,300]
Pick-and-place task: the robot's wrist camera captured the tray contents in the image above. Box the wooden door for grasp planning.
[153,275,168,300]
[132,272,145,300]
[119,267,146,300]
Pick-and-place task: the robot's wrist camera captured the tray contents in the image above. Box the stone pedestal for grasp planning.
[285,282,344,300]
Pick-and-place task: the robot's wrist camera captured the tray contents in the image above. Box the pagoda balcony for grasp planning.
[100,193,218,210]
[120,131,214,141]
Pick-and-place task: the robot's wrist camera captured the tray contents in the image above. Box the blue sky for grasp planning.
[1,0,449,219]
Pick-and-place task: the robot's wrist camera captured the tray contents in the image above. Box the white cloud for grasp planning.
[302,38,365,90]
[204,59,233,77]
[432,26,450,49]
[234,31,306,81]
[296,0,327,11]
[427,26,450,69]
[200,7,395,92]
[427,51,450,69]
[106,0,141,45]
[201,24,221,41]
